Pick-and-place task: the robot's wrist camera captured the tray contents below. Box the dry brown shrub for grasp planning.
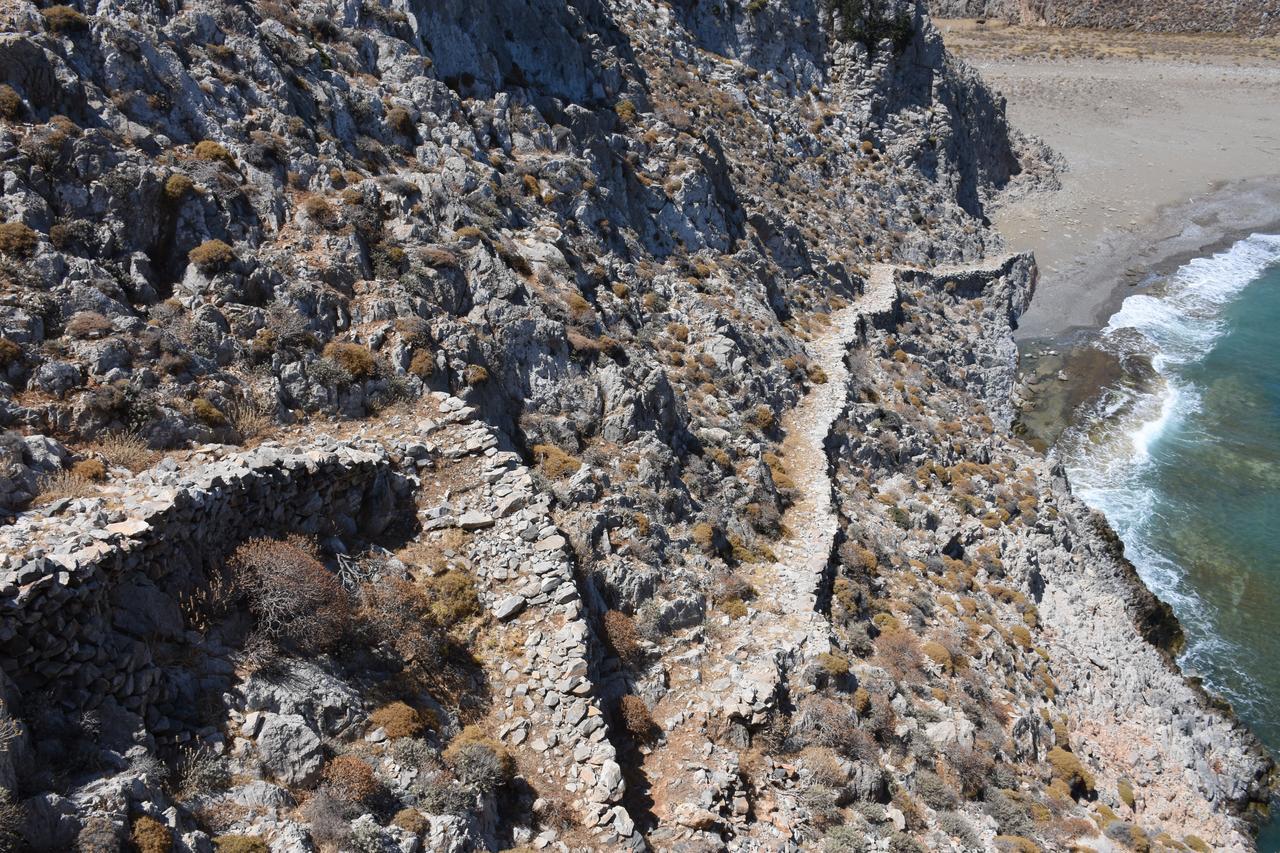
[369,701,429,738]
[323,754,381,804]
[392,808,429,835]
[35,470,95,503]
[0,222,37,257]
[193,140,234,165]
[229,537,349,654]
[619,695,659,744]
[873,626,923,680]
[358,576,445,667]
[130,815,172,853]
[71,458,106,482]
[65,311,112,339]
[322,341,377,379]
[91,432,155,472]
[0,85,21,120]
[602,610,644,668]
[532,444,581,479]
[188,239,235,271]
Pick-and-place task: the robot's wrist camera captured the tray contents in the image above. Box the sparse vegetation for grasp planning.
[229,537,349,655]
[188,239,236,271]
[41,5,89,32]
[0,222,38,257]
[323,341,377,379]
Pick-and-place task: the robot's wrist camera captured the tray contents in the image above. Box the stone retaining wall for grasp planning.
[0,438,416,719]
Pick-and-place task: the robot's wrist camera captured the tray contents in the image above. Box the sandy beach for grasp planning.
[935,20,1280,339]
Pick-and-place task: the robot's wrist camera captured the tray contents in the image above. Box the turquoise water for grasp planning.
[1058,234,1280,844]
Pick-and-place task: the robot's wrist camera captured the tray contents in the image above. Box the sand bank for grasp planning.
[935,20,1280,339]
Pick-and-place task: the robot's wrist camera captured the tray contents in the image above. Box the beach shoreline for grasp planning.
[933,19,1280,341]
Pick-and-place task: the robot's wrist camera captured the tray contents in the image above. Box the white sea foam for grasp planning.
[1061,233,1280,715]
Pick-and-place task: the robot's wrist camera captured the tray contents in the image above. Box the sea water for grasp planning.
[1056,233,1280,844]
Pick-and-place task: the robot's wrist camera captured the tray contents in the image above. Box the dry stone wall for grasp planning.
[0,438,414,721]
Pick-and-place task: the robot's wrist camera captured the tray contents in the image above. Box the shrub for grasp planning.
[1046,746,1095,797]
[229,536,349,653]
[358,576,445,669]
[691,521,716,554]
[409,349,435,378]
[463,364,488,385]
[443,728,514,794]
[188,239,235,271]
[619,695,659,744]
[391,808,428,835]
[947,745,993,798]
[301,194,340,229]
[41,5,89,32]
[322,341,377,379]
[0,790,23,852]
[532,444,581,479]
[913,768,957,811]
[614,99,637,123]
[193,397,226,425]
[921,640,953,673]
[369,701,427,739]
[0,338,22,367]
[194,140,234,165]
[993,837,1040,853]
[71,458,107,482]
[0,85,21,120]
[323,754,382,804]
[422,570,479,627]
[164,173,194,201]
[822,826,866,853]
[749,405,775,430]
[816,652,849,679]
[984,790,1033,836]
[0,222,38,257]
[130,815,172,853]
[213,837,269,853]
[92,432,154,471]
[385,107,413,135]
[35,470,95,503]
[603,609,644,667]
[66,311,112,339]
[1118,778,1135,809]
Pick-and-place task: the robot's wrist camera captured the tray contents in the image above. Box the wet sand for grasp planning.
[935,20,1280,339]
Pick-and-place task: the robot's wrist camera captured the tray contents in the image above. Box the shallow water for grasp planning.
[1054,234,1280,844]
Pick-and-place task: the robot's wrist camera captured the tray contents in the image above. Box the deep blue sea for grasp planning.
[1056,234,1280,847]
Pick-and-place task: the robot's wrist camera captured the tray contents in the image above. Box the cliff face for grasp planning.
[0,0,1271,850]
[928,0,1280,35]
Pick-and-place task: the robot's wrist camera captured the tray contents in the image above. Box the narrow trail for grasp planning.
[643,256,1021,838]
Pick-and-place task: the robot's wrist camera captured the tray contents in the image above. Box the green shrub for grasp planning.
[0,85,22,120]
[188,239,235,271]
[0,222,38,257]
[322,341,376,379]
[41,5,89,32]
[193,140,234,165]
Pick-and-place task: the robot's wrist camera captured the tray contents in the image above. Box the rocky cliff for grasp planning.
[0,0,1272,850]
[928,0,1280,35]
